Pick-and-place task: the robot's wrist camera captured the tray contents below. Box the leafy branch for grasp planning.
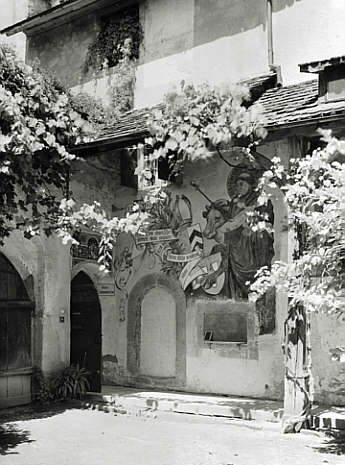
[250,131,345,317]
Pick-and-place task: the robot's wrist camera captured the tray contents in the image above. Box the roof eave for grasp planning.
[299,55,345,74]
[0,0,134,36]
[75,112,345,152]
[72,131,149,155]
[266,111,345,132]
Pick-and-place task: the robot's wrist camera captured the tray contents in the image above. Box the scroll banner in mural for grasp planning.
[166,251,201,262]
[135,224,224,295]
[136,229,177,244]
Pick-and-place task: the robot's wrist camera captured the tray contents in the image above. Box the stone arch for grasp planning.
[71,261,114,312]
[127,272,186,387]
[71,261,103,291]
[1,234,39,303]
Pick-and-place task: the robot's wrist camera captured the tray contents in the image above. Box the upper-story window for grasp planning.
[136,146,168,191]
[299,56,345,103]
[120,146,180,191]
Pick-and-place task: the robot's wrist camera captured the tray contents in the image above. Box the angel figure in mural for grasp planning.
[200,165,274,299]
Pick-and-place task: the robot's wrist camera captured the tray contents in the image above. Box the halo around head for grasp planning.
[227,164,261,199]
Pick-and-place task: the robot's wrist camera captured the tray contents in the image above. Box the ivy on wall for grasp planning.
[107,38,138,115]
[84,8,143,73]
[83,7,143,116]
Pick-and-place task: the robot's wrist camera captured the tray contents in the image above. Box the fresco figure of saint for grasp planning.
[202,166,274,299]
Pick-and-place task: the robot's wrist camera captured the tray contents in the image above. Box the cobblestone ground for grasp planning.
[1,406,344,465]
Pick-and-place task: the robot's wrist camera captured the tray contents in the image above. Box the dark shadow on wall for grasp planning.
[193,0,303,49]
[272,0,303,12]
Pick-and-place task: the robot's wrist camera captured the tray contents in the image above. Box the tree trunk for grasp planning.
[282,304,313,433]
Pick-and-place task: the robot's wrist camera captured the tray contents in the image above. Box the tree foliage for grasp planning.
[250,131,345,317]
[0,43,92,241]
[0,43,144,264]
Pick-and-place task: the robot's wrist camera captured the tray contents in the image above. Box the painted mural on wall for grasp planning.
[114,160,276,333]
[200,165,274,299]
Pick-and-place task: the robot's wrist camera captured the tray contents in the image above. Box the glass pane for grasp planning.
[204,311,247,343]
[7,308,31,370]
[0,309,7,370]
[0,271,8,300]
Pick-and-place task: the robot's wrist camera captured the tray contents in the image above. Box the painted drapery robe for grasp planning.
[222,169,273,299]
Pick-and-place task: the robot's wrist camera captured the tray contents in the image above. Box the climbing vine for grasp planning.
[250,132,345,317]
[83,8,143,117]
[107,38,138,116]
[143,81,267,183]
[249,131,345,431]
[0,43,145,260]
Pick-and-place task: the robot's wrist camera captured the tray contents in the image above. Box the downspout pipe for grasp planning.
[267,0,282,84]
[267,0,274,68]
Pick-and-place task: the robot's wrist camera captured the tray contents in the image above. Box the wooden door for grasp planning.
[0,253,33,408]
[70,272,102,392]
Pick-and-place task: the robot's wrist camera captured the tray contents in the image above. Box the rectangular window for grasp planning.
[204,311,247,343]
[137,146,168,191]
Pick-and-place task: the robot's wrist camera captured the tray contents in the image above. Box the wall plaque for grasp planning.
[99,283,115,296]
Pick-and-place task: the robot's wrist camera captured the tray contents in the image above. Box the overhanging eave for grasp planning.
[0,0,136,37]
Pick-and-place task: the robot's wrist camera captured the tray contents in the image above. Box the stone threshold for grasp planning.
[85,386,284,423]
[311,406,345,431]
[84,386,345,432]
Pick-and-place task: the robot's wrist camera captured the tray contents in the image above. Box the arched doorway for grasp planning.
[0,253,33,407]
[70,272,101,392]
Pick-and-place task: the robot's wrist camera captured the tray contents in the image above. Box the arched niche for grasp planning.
[127,272,186,387]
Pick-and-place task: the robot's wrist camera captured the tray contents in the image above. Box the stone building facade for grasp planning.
[1,0,345,408]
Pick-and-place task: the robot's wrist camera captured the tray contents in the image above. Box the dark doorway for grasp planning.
[70,272,102,392]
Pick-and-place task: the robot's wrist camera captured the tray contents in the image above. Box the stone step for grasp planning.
[311,407,345,431]
[85,387,284,423]
[84,387,345,432]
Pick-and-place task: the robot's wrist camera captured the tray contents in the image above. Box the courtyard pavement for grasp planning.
[1,405,345,465]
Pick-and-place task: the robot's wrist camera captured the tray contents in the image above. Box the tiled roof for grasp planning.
[255,79,345,129]
[96,106,158,144]
[79,74,345,150]
[91,72,278,146]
